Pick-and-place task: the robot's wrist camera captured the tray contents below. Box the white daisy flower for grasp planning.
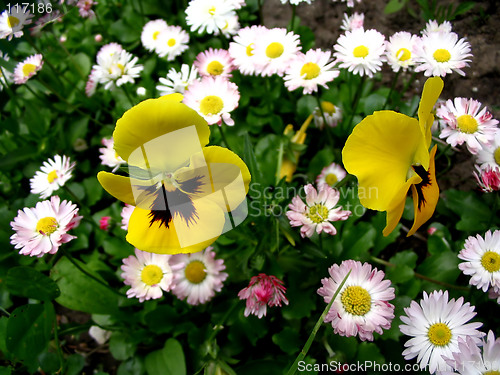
[13,54,43,85]
[93,49,143,90]
[422,19,452,36]
[194,47,234,78]
[283,48,339,94]
[156,64,198,96]
[458,230,500,292]
[99,137,125,170]
[228,25,267,76]
[476,130,500,170]
[155,25,189,61]
[437,97,498,154]
[169,246,228,305]
[443,331,500,375]
[414,31,472,77]
[333,28,386,78]
[399,290,485,374]
[10,196,82,257]
[313,101,342,129]
[141,19,168,53]
[30,155,75,199]
[340,12,364,32]
[96,42,123,61]
[317,260,395,341]
[280,0,314,4]
[121,249,182,303]
[183,75,240,126]
[385,31,421,72]
[185,0,236,35]
[219,12,240,37]
[0,8,33,40]
[316,162,347,188]
[252,27,301,77]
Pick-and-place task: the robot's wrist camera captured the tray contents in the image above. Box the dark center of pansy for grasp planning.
[412,164,432,210]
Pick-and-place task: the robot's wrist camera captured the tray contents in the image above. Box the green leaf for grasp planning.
[102,237,134,259]
[272,327,301,355]
[66,354,85,375]
[5,267,60,301]
[51,257,119,315]
[357,342,385,363]
[442,190,492,232]
[386,250,418,284]
[109,332,137,361]
[0,367,12,375]
[6,302,54,366]
[296,95,317,120]
[145,338,186,375]
[243,132,262,184]
[417,250,460,287]
[384,0,408,13]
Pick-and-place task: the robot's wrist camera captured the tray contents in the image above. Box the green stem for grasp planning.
[318,232,323,252]
[24,82,48,103]
[315,92,334,147]
[345,75,365,132]
[286,270,352,375]
[288,4,297,32]
[53,306,66,373]
[382,70,400,110]
[25,35,65,88]
[275,139,284,185]
[0,305,10,317]
[121,85,135,107]
[218,124,232,151]
[275,217,280,252]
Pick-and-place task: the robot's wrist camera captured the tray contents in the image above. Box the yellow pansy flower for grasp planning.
[342,77,444,237]
[98,94,251,254]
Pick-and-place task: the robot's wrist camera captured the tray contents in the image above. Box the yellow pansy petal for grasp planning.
[342,110,427,211]
[407,145,439,237]
[97,171,158,207]
[418,77,444,147]
[126,198,225,254]
[113,97,210,171]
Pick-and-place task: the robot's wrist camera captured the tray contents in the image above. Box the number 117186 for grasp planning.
[6,3,53,13]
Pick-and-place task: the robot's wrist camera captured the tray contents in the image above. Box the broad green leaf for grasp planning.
[5,267,60,301]
[384,0,408,14]
[109,332,137,361]
[272,327,301,355]
[386,250,418,284]
[145,338,186,375]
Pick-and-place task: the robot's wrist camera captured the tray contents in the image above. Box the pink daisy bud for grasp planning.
[474,166,500,192]
[99,216,111,231]
[238,274,288,318]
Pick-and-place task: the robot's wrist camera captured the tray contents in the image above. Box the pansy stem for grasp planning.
[286,270,351,375]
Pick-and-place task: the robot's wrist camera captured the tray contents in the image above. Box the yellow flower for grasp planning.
[97,94,251,254]
[342,77,443,237]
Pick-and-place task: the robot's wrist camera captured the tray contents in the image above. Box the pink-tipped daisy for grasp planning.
[228,25,267,76]
[185,0,236,35]
[76,0,97,18]
[96,42,123,61]
[317,260,395,341]
[13,54,43,84]
[183,75,239,126]
[10,196,82,257]
[238,274,288,318]
[252,27,301,77]
[155,25,189,61]
[313,101,342,129]
[194,47,234,78]
[316,162,347,188]
[414,31,472,77]
[169,246,228,305]
[286,183,351,238]
[458,230,500,292]
[85,68,98,97]
[333,28,386,78]
[476,131,500,170]
[399,290,484,374]
[283,48,339,95]
[443,331,500,375]
[0,8,33,40]
[437,98,498,154]
[30,155,75,199]
[474,166,500,192]
[157,64,198,96]
[385,31,421,72]
[340,12,364,32]
[489,287,500,304]
[120,249,182,303]
[141,19,168,53]
[120,204,134,230]
[99,137,125,170]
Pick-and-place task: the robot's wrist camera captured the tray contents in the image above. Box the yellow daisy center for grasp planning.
[300,62,321,80]
[325,173,338,186]
[481,251,500,273]
[433,48,451,63]
[246,43,254,57]
[207,60,224,76]
[47,170,58,183]
[353,45,369,58]
[266,42,284,59]
[457,114,478,134]
[199,95,223,115]
[167,38,176,47]
[484,371,500,375]
[36,217,58,235]
[427,322,452,346]
[340,285,371,316]
[306,204,329,224]
[152,31,160,40]
[116,63,125,74]
[22,63,37,77]
[7,16,20,28]
[184,260,207,284]
[208,6,216,15]
[321,101,336,114]
[140,265,163,286]
[396,47,411,61]
[494,147,500,166]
